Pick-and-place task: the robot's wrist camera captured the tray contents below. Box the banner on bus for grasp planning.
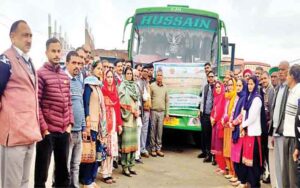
[154,63,205,117]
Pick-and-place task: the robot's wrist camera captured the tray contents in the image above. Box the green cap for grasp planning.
[269,67,279,75]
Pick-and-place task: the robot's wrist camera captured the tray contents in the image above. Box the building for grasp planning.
[93,49,128,61]
[85,17,95,51]
[220,57,270,76]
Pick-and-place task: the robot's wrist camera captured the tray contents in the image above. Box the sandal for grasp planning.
[108,177,116,183]
[103,177,113,184]
[229,177,238,182]
[216,170,225,175]
[232,181,241,186]
[214,168,221,172]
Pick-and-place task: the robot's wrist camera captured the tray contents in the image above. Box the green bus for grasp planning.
[122,5,228,133]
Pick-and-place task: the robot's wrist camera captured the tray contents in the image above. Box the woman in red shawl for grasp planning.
[210,81,226,175]
[100,70,123,184]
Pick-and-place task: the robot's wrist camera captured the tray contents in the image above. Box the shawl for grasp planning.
[244,76,261,120]
[118,80,138,122]
[211,81,226,122]
[84,75,102,86]
[102,78,123,131]
[232,79,247,143]
[225,78,237,117]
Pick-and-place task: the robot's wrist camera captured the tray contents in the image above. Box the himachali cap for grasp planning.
[243,69,253,76]
[269,67,279,75]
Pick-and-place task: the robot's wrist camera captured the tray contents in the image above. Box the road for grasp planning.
[29,129,271,188]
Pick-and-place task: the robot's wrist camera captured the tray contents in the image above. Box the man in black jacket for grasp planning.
[198,71,215,162]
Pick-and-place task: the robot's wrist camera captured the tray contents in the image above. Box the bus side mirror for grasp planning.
[222,36,229,55]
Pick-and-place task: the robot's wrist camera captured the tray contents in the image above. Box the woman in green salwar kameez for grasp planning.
[118,67,139,177]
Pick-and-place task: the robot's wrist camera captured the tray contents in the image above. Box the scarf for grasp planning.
[225,78,237,117]
[244,76,261,120]
[118,80,138,122]
[211,81,226,122]
[232,79,247,143]
[102,79,123,131]
[84,75,102,86]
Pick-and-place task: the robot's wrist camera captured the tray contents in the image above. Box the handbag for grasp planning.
[81,136,96,163]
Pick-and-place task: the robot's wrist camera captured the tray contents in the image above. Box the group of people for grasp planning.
[0,20,169,188]
[198,62,300,188]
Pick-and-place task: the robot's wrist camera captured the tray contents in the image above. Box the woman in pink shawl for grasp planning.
[210,81,226,174]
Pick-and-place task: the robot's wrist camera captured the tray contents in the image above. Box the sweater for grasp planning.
[38,62,74,134]
[283,83,300,137]
[150,82,169,115]
[65,69,86,131]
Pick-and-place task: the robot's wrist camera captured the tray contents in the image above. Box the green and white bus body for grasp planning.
[123,5,227,132]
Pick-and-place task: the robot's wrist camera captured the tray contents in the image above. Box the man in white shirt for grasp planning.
[282,64,300,188]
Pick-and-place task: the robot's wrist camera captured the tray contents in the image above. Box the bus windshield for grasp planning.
[132,12,219,65]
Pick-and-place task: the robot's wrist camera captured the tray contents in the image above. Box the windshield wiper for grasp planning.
[151,57,169,63]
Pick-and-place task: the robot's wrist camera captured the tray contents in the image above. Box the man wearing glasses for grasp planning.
[64,51,86,188]
[198,71,215,162]
[75,47,86,84]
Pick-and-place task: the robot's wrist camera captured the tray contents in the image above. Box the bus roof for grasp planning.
[135,5,219,19]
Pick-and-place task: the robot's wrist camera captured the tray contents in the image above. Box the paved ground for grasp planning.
[29,129,271,188]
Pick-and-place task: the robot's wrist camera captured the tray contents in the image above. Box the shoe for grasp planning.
[203,155,212,163]
[129,168,137,175]
[113,160,118,169]
[231,181,240,187]
[141,152,150,158]
[224,174,233,179]
[135,159,143,164]
[229,177,238,182]
[216,170,225,175]
[151,151,157,157]
[197,152,207,158]
[103,177,113,184]
[122,168,131,177]
[262,176,270,184]
[156,150,164,157]
[214,168,221,172]
[211,160,217,166]
[108,177,116,183]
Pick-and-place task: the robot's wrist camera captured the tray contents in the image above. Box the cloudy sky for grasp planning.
[0,0,299,68]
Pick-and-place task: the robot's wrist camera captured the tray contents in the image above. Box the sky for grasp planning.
[0,0,300,68]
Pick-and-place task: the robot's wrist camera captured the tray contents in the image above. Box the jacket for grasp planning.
[38,62,74,134]
[269,84,289,136]
[0,47,42,146]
